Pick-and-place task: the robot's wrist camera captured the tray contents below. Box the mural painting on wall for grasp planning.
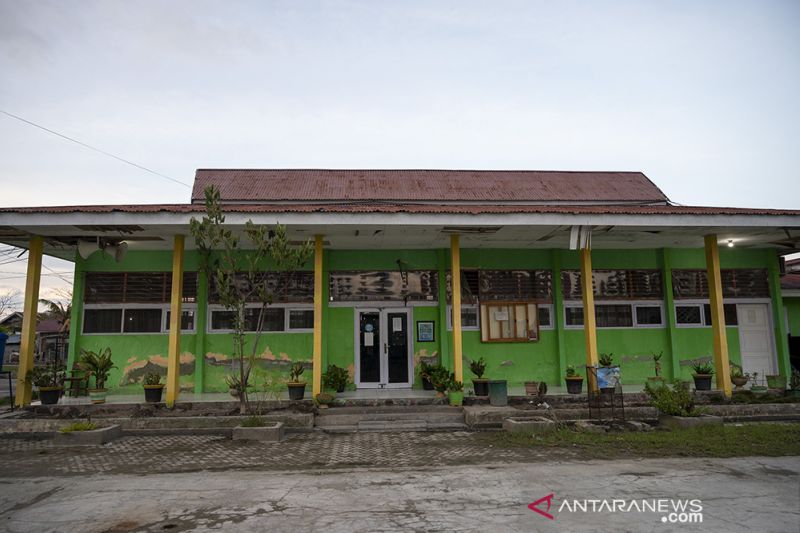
[120,352,196,385]
[204,346,313,374]
[414,349,439,368]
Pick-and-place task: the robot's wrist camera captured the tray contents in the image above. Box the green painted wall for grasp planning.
[70,246,789,394]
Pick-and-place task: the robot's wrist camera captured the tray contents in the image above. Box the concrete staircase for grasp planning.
[315,405,467,433]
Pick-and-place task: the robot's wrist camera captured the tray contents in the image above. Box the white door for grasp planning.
[737,304,777,377]
[354,308,413,389]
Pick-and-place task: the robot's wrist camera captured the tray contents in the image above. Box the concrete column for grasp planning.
[15,236,43,407]
[165,235,185,407]
[312,235,324,397]
[450,235,463,383]
[580,247,599,392]
[704,235,732,397]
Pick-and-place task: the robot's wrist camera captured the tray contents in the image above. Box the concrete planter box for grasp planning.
[55,424,122,445]
[502,416,555,434]
[658,414,723,429]
[232,422,284,442]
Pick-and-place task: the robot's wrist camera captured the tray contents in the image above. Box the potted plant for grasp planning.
[418,361,435,390]
[447,377,464,406]
[524,380,540,396]
[79,348,116,404]
[647,351,665,385]
[766,374,786,391]
[470,357,489,396]
[322,364,349,394]
[691,362,714,391]
[28,361,65,406]
[315,392,335,409]
[645,380,722,428]
[564,365,583,394]
[750,372,768,395]
[287,362,307,400]
[730,364,749,390]
[428,365,450,398]
[143,371,165,403]
[788,368,800,398]
[597,353,620,392]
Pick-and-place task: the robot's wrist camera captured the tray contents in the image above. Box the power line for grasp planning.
[0,109,191,188]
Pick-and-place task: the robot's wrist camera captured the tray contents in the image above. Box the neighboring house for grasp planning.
[0,313,68,365]
[0,169,798,401]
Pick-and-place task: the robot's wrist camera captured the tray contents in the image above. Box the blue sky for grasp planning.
[0,0,798,302]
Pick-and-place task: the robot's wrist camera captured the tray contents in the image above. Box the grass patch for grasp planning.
[59,421,98,433]
[240,415,267,427]
[485,423,800,459]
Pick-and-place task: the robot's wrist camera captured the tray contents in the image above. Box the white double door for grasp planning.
[737,303,777,377]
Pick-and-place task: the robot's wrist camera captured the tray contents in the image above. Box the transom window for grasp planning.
[85,272,198,303]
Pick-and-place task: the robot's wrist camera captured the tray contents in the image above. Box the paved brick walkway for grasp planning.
[0,431,558,478]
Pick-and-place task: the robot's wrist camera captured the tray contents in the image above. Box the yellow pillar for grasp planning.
[165,235,184,407]
[312,235,324,397]
[450,235,463,383]
[580,247,599,392]
[704,235,732,398]
[15,236,43,407]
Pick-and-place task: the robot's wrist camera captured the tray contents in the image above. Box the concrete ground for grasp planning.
[0,456,798,532]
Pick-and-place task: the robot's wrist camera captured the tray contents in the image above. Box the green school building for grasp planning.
[1,169,798,405]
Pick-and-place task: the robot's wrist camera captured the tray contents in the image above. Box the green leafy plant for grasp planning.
[565,365,579,378]
[289,362,306,383]
[315,392,335,405]
[691,362,715,375]
[469,357,486,379]
[599,353,614,367]
[190,185,313,414]
[79,348,116,389]
[143,372,162,386]
[322,364,349,391]
[730,363,746,378]
[645,380,702,417]
[225,371,253,400]
[59,421,97,433]
[447,378,463,393]
[790,368,800,391]
[240,415,266,427]
[27,359,65,388]
[418,360,433,379]
[428,365,450,393]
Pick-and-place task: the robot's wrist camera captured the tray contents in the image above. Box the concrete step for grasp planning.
[315,405,465,431]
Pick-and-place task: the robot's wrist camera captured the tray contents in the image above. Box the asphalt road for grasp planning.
[1,456,798,532]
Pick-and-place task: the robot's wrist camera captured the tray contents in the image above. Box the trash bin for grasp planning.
[488,379,508,406]
[0,332,7,369]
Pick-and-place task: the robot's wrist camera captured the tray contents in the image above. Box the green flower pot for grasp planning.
[448,391,464,406]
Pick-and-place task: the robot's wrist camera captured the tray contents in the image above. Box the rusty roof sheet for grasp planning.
[191,169,670,203]
[2,203,799,216]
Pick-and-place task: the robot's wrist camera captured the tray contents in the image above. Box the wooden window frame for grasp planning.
[479,301,539,343]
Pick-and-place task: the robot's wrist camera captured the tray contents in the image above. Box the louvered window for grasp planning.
[85,272,198,304]
[208,271,314,304]
[672,269,770,299]
[561,270,662,300]
[329,271,438,302]
[446,270,551,303]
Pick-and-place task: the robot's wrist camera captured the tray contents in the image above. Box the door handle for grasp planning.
[384,343,388,354]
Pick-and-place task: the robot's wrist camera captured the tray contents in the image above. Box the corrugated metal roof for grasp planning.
[2,203,799,216]
[191,169,670,203]
[781,273,800,291]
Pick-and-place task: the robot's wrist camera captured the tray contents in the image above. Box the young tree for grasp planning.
[0,289,20,321]
[190,186,313,413]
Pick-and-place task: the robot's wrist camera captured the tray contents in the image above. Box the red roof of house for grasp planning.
[2,203,799,216]
[191,169,670,203]
[782,273,800,291]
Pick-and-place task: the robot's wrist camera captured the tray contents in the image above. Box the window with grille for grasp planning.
[446,305,480,330]
[672,269,769,299]
[207,306,313,332]
[564,302,665,328]
[85,272,198,303]
[208,271,314,303]
[561,270,663,300]
[329,271,438,302]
